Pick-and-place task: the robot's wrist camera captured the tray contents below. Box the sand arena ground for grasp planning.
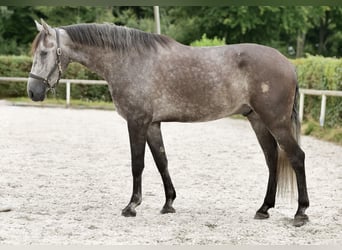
[0,105,341,244]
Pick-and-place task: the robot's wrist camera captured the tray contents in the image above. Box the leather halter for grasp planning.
[29,28,62,89]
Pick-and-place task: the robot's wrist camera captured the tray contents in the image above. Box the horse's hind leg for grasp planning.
[147,122,176,214]
[122,120,149,217]
[270,126,309,226]
[247,112,278,219]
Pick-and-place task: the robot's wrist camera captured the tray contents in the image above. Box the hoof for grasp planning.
[293,214,309,227]
[254,211,270,220]
[160,206,176,214]
[121,207,137,217]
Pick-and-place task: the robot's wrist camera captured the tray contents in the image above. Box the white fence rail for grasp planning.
[0,77,107,108]
[1,77,341,127]
[299,89,342,127]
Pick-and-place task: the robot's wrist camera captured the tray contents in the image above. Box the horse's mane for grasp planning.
[61,23,172,53]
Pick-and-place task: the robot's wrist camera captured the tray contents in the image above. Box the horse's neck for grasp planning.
[66,44,148,82]
[64,35,178,82]
[66,46,108,77]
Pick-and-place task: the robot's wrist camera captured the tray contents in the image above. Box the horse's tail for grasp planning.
[276,82,300,199]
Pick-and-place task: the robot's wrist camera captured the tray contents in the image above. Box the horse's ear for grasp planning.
[34,20,43,32]
[40,18,53,35]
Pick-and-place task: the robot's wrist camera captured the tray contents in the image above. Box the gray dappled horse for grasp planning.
[27,20,309,227]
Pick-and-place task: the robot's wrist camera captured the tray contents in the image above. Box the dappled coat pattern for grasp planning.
[27,20,309,227]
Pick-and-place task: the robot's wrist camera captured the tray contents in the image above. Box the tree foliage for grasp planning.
[0,6,341,57]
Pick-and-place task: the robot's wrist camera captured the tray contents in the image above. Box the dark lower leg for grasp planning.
[275,132,309,226]
[255,152,278,219]
[248,114,278,220]
[122,121,148,217]
[159,171,176,214]
[290,148,309,226]
[255,169,277,219]
[122,172,143,217]
[147,122,176,214]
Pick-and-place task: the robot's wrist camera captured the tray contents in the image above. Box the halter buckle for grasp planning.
[57,47,62,56]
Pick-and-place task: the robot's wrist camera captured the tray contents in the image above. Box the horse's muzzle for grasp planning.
[27,78,47,102]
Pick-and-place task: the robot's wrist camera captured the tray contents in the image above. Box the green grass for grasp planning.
[302,119,342,146]
[5,97,115,110]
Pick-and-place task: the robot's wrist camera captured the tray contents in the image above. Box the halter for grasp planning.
[29,28,62,90]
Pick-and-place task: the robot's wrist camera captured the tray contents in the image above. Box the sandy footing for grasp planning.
[0,106,341,244]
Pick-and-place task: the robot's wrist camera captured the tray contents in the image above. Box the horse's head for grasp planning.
[28,19,68,101]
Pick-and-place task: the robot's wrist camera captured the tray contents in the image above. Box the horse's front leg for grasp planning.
[121,119,149,217]
[147,122,176,214]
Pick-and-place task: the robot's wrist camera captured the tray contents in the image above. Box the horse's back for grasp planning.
[151,44,250,122]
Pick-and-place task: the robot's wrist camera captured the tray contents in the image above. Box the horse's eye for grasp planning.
[40,51,48,57]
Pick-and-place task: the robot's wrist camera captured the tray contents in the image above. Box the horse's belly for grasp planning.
[152,97,247,123]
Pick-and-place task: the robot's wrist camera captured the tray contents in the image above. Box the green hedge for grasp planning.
[0,55,111,101]
[0,55,341,127]
[291,56,342,128]
[291,56,341,90]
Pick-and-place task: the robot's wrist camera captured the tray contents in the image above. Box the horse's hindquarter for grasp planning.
[151,44,251,122]
[233,44,298,122]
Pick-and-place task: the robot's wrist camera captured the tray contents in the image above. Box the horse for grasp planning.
[27,19,309,227]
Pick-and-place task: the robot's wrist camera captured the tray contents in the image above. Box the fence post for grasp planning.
[299,92,305,122]
[319,94,327,127]
[66,81,71,107]
[154,6,161,34]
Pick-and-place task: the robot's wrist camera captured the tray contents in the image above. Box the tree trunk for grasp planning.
[318,11,329,56]
[296,30,306,58]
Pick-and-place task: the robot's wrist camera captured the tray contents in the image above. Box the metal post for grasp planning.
[154,6,161,34]
[66,81,71,107]
[299,92,305,122]
[319,94,327,127]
